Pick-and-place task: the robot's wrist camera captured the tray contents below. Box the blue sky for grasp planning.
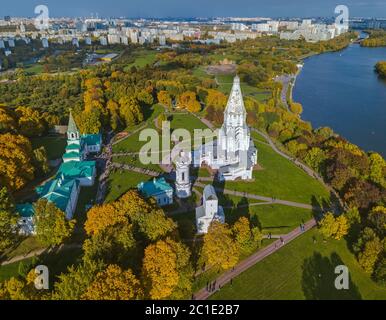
[3,0,386,18]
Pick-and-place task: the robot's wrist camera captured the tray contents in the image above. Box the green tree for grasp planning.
[33,147,50,176]
[368,152,386,188]
[0,209,18,252]
[53,260,104,300]
[374,258,386,286]
[34,199,75,247]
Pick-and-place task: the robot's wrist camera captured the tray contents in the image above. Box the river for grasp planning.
[293,42,386,157]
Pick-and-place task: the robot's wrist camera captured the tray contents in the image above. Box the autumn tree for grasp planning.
[374,258,386,286]
[358,236,383,274]
[53,260,104,300]
[157,90,172,108]
[83,224,135,265]
[15,106,45,137]
[84,203,126,236]
[116,190,177,241]
[368,152,386,188]
[106,99,122,131]
[34,199,75,247]
[201,221,239,270]
[342,178,383,210]
[137,90,154,106]
[0,269,51,300]
[0,209,18,253]
[0,133,35,191]
[304,147,326,172]
[178,91,201,113]
[232,217,262,254]
[74,110,101,134]
[119,96,144,127]
[368,206,386,237]
[0,105,17,133]
[142,239,192,300]
[0,187,18,252]
[289,102,303,115]
[319,212,349,240]
[82,265,143,300]
[205,89,227,109]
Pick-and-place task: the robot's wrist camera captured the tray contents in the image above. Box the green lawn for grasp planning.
[218,140,330,205]
[127,50,158,69]
[24,63,44,75]
[210,229,386,300]
[112,104,163,153]
[113,112,211,168]
[113,123,157,153]
[1,237,45,261]
[31,136,67,160]
[0,258,34,282]
[105,169,153,203]
[112,154,162,172]
[230,204,314,235]
[169,113,209,136]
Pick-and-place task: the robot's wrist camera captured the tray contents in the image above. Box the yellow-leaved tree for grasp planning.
[84,203,126,236]
[319,212,349,240]
[142,239,192,300]
[82,265,143,300]
[0,133,35,191]
[201,221,239,270]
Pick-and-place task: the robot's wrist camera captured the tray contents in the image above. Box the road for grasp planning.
[275,74,295,111]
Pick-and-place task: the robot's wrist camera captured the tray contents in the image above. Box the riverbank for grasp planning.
[293,42,386,157]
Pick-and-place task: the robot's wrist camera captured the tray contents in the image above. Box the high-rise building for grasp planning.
[42,38,49,48]
[8,39,15,47]
[100,36,107,46]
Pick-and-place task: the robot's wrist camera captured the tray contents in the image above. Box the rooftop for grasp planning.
[138,178,173,197]
[57,160,96,180]
[16,203,34,218]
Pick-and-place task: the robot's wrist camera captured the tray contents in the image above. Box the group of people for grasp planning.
[206,280,218,293]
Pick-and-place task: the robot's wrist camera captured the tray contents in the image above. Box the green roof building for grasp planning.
[138,178,174,207]
[63,111,102,163]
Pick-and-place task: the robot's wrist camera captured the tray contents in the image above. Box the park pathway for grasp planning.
[194,218,317,300]
[194,182,317,211]
[0,243,83,267]
[108,162,319,212]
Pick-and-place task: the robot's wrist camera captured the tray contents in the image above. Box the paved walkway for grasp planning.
[1,248,47,266]
[194,181,317,211]
[275,74,295,111]
[194,218,317,300]
[0,243,83,266]
[110,162,162,178]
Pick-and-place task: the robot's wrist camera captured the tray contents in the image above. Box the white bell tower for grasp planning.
[175,151,192,199]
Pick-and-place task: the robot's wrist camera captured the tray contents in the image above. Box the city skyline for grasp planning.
[3,0,386,18]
